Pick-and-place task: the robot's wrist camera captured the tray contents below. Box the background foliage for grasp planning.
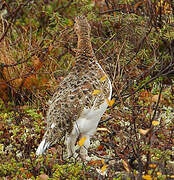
[0,0,174,179]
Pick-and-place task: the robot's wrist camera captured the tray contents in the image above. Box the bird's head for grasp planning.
[74,15,91,37]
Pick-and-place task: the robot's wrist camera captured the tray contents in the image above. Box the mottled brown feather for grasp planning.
[39,15,112,149]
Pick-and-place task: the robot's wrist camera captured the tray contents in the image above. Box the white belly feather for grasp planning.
[73,77,112,136]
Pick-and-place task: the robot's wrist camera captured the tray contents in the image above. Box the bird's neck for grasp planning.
[73,33,96,72]
[77,35,94,56]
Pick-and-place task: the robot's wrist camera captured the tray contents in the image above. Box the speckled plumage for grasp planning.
[36,16,112,160]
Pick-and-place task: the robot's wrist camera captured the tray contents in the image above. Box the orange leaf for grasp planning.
[139,128,150,135]
[19,168,25,173]
[87,159,103,166]
[149,164,157,168]
[134,1,145,11]
[78,137,87,147]
[157,172,162,176]
[97,145,104,151]
[101,159,105,164]
[12,78,23,88]
[152,121,160,126]
[142,175,152,180]
[106,98,115,107]
[23,75,38,89]
[100,75,107,82]
[33,56,42,71]
[122,160,129,172]
[92,89,101,95]
[101,164,108,173]
[152,94,163,103]
[139,90,151,101]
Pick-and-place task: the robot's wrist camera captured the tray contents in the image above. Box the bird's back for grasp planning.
[44,57,111,141]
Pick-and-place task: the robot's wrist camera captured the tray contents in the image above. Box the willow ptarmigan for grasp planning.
[36,15,112,160]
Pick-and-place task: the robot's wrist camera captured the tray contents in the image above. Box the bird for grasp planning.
[36,15,112,160]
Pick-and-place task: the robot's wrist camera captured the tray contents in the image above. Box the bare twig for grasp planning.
[100,9,130,15]
[0,71,49,85]
[0,56,33,68]
[145,82,163,172]
[112,60,174,108]
[0,0,31,42]
[150,83,163,124]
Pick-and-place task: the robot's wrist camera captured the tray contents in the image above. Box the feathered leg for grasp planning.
[66,133,79,158]
[36,138,51,155]
[80,135,91,161]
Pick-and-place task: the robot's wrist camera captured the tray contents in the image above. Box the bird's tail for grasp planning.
[36,138,51,155]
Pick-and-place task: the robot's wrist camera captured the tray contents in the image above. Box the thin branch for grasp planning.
[150,83,163,123]
[0,0,31,42]
[100,9,129,15]
[145,82,163,172]
[99,117,112,125]
[112,54,174,108]
[0,71,50,85]
[125,27,152,67]
[0,56,32,68]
